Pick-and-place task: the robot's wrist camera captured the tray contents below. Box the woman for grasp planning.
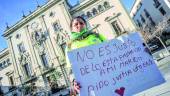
[67,16,106,50]
[65,16,106,96]
[66,16,151,96]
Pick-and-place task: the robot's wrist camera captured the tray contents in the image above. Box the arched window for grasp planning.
[87,11,92,18]
[98,5,104,12]
[104,1,110,9]
[92,8,98,16]
[81,14,87,19]
[35,31,40,41]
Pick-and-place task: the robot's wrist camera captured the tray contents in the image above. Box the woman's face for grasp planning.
[71,18,86,32]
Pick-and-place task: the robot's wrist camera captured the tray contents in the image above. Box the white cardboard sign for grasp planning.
[68,32,165,96]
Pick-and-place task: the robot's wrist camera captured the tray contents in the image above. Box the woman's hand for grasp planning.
[143,43,152,55]
[144,47,152,55]
[73,79,81,94]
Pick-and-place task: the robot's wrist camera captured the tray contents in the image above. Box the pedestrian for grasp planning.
[65,16,106,96]
[66,16,151,96]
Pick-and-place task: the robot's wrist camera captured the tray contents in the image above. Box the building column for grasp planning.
[40,14,69,86]
[24,25,46,87]
[7,36,24,95]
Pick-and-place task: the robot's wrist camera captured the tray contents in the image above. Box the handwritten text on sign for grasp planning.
[68,33,165,96]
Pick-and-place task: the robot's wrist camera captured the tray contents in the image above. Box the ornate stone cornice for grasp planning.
[55,31,68,45]
[31,29,47,46]
[0,48,9,59]
[70,0,97,15]
[18,52,31,65]
[31,29,47,55]
[104,13,121,22]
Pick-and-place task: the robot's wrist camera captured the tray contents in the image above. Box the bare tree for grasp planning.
[137,22,152,49]
[152,16,170,54]
[138,16,170,55]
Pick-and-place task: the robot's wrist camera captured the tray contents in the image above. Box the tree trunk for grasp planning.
[156,36,170,55]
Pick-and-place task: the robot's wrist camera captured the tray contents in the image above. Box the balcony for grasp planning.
[24,75,37,84]
[49,82,67,94]
[42,66,55,75]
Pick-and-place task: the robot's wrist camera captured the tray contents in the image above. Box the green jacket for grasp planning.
[66,28,106,67]
[67,28,106,50]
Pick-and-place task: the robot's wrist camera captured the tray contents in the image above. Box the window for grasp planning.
[136,20,142,27]
[98,5,104,12]
[53,22,61,32]
[137,2,142,11]
[17,43,26,53]
[35,31,40,41]
[6,72,15,91]
[153,0,161,8]
[0,63,2,70]
[2,61,7,68]
[0,87,3,95]
[40,54,49,68]
[140,15,145,23]
[149,17,156,26]
[87,11,92,18]
[9,76,14,86]
[104,1,110,9]
[92,8,98,16]
[159,7,166,16]
[167,18,170,24]
[8,75,15,91]
[15,34,20,39]
[111,21,122,35]
[132,13,136,17]
[23,63,32,77]
[144,9,150,18]
[60,43,66,55]
[81,14,87,19]
[0,63,4,69]
[6,59,11,65]
[49,12,55,17]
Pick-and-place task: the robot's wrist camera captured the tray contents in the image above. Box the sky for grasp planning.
[0,0,135,51]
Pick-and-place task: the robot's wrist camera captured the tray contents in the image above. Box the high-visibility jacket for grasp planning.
[65,28,106,68]
[67,28,106,50]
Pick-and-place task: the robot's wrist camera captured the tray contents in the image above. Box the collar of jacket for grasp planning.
[71,28,88,41]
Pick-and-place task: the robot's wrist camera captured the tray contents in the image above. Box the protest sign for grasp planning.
[67,32,165,96]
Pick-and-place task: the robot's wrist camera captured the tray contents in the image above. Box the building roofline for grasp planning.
[130,0,138,13]
[130,0,142,17]
[0,48,9,59]
[70,0,96,15]
[2,0,62,38]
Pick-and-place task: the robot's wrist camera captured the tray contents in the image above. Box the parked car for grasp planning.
[148,44,159,51]
[165,39,170,46]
